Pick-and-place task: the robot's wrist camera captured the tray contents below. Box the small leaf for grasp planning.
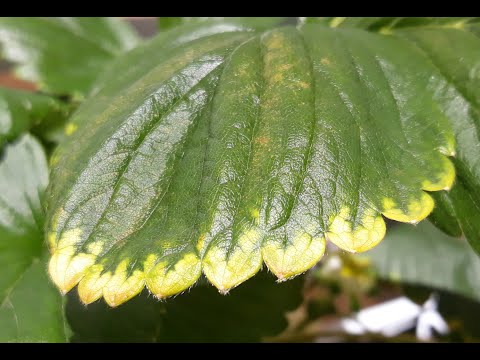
[364,221,480,302]
[67,271,304,342]
[0,17,139,96]
[0,87,67,149]
[0,135,69,342]
[47,22,463,305]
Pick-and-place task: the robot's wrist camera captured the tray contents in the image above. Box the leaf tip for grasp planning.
[145,253,202,299]
[327,208,386,253]
[102,261,145,307]
[381,193,434,224]
[262,232,325,280]
[78,265,111,305]
[421,157,456,192]
[203,231,263,293]
[48,247,95,294]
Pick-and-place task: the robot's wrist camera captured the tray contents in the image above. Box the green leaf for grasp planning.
[47,22,462,306]
[158,17,288,32]
[365,221,480,302]
[305,17,480,256]
[67,271,304,342]
[0,87,68,148]
[0,135,69,342]
[0,17,139,96]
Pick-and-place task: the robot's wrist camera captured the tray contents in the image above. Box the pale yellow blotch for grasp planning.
[272,73,284,83]
[381,193,434,224]
[297,81,310,89]
[49,248,96,294]
[78,264,111,304]
[327,207,386,253]
[56,228,83,249]
[203,228,263,293]
[146,253,201,299]
[47,209,65,252]
[48,228,94,293]
[379,27,393,35]
[330,17,346,28]
[262,232,326,281]
[87,241,104,256]
[64,123,78,136]
[279,64,293,71]
[449,20,467,29]
[47,232,57,252]
[263,32,284,50]
[421,157,455,191]
[103,259,145,307]
[250,208,260,225]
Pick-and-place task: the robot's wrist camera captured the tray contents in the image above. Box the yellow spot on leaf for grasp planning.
[327,207,386,253]
[279,64,293,71]
[203,228,262,292]
[48,228,94,293]
[330,17,346,28]
[250,208,260,225]
[64,123,78,136]
[78,264,111,304]
[255,136,270,146]
[103,259,145,307]
[272,73,284,83]
[421,157,455,191]
[381,193,434,223]
[87,241,104,256]
[145,253,201,299]
[263,32,285,50]
[297,81,310,89]
[49,248,95,294]
[47,232,57,252]
[262,232,325,280]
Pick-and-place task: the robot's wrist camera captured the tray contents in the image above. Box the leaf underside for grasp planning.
[47,22,472,307]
